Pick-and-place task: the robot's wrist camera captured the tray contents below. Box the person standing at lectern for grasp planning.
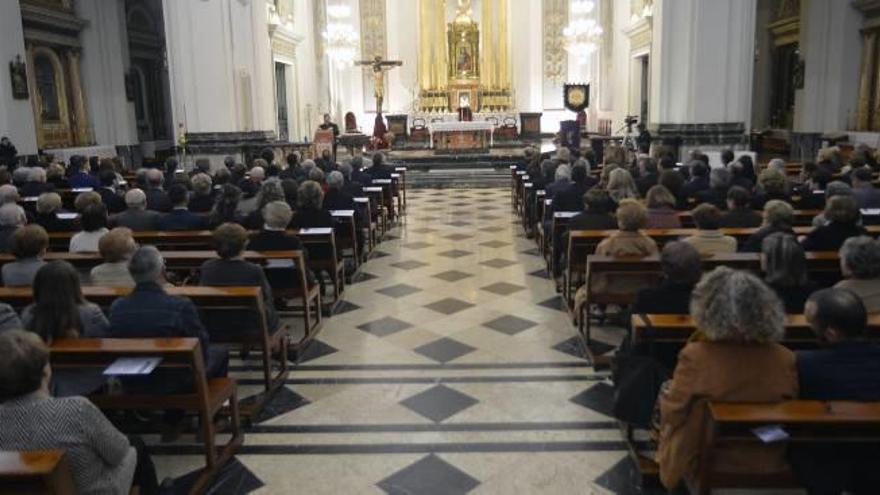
[319,114,340,160]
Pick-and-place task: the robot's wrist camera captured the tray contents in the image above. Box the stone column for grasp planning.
[66,48,91,145]
[650,0,757,151]
[858,32,877,130]
[161,0,276,167]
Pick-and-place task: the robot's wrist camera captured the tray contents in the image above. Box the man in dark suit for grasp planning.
[144,169,172,213]
[323,171,356,211]
[366,153,392,181]
[97,169,126,214]
[633,241,701,315]
[350,156,372,186]
[316,149,336,174]
[852,166,880,209]
[789,288,880,494]
[544,165,572,199]
[635,156,659,196]
[111,189,161,231]
[107,246,228,438]
[551,164,593,213]
[158,184,207,231]
[339,162,365,198]
[67,156,100,189]
[680,160,710,200]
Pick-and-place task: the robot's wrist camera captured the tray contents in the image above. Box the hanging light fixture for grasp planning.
[323,3,358,66]
[563,0,603,64]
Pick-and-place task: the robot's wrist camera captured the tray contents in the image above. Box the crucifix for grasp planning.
[355,55,403,113]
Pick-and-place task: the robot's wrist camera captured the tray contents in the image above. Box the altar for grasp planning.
[427,121,495,150]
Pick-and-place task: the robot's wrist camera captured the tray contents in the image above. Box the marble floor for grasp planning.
[152,187,644,494]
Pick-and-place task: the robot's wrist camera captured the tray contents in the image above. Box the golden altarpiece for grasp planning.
[417,0,513,113]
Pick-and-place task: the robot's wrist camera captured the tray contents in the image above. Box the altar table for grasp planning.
[427,121,495,150]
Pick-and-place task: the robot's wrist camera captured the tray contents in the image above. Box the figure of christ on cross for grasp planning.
[355,55,403,114]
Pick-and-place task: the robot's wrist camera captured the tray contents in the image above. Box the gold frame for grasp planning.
[448,19,479,80]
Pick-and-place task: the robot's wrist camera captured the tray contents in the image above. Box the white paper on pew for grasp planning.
[117,180,128,186]
[364,187,383,192]
[751,425,789,443]
[71,187,93,193]
[554,211,579,218]
[536,190,546,196]
[516,170,526,175]
[22,196,38,202]
[391,173,400,178]
[524,183,533,188]
[395,167,407,171]
[373,179,392,184]
[299,227,333,235]
[522,175,530,180]
[545,199,552,205]
[265,259,295,268]
[813,190,825,194]
[353,197,369,203]
[861,208,880,216]
[104,357,162,376]
[56,212,79,220]
[331,210,354,217]
[509,165,517,169]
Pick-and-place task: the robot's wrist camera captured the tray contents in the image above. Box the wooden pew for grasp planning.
[0,249,323,349]
[568,225,880,255]
[631,313,880,345]
[697,400,880,494]
[0,284,296,394]
[394,166,408,212]
[363,186,388,237]
[331,209,359,271]
[0,450,76,495]
[50,337,243,495]
[353,197,376,255]
[297,228,345,311]
[579,252,843,350]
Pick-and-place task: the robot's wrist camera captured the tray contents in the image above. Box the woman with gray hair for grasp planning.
[21,167,54,198]
[242,181,286,230]
[188,173,215,213]
[0,203,27,253]
[291,180,333,229]
[657,266,797,490]
[836,236,880,313]
[323,170,355,211]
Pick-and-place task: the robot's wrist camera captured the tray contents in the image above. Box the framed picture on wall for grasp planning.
[9,55,28,100]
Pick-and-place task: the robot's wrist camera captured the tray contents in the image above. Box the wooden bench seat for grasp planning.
[0,285,293,398]
[696,400,880,494]
[0,449,75,495]
[0,250,323,350]
[50,337,243,495]
[631,313,880,345]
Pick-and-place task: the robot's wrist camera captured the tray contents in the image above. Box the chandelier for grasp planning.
[323,4,358,66]
[562,0,603,64]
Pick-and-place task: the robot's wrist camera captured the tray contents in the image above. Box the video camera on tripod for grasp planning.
[623,115,639,133]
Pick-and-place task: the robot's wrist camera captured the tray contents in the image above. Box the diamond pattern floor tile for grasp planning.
[432,270,474,282]
[399,384,479,423]
[377,455,480,495]
[356,316,414,337]
[375,283,423,298]
[413,337,477,363]
[482,315,538,335]
[480,282,526,296]
[424,297,475,315]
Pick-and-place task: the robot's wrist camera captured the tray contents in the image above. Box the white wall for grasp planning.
[292,0,321,138]
[0,1,37,155]
[162,0,275,134]
[795,0,862,132]
[386,0,419,114]
[510,0,542,112]
[76,0,138,147]
[654,0,755,126]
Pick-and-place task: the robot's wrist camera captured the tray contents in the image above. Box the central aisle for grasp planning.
[155,187,637,494]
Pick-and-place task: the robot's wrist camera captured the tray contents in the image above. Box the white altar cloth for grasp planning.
[426,121,495,148]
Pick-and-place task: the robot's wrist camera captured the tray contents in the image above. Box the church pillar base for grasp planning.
[652,122,749,160]
[181,130,282,170]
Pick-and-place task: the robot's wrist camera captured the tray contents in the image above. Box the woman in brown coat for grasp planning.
[574,199,659,316]
[657,266,798,490]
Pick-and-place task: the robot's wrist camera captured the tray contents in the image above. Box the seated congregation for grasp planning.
[0,149,402,494]
[515,145,880,494]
